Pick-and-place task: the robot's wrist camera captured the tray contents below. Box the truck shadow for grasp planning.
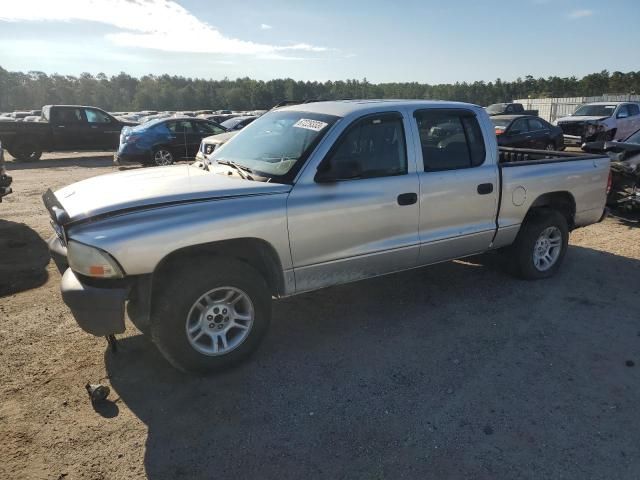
[0,220,49,296]
[104,245,640,479]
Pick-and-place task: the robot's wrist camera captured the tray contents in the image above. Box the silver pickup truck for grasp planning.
[43,100,610,373]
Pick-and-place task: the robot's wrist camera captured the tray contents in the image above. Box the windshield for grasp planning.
[221,117,243,129]
[211,110,340,179]
[573,104,616,117]
[491,118,512,128]
[626,128,640,144]
[486,104,506,114]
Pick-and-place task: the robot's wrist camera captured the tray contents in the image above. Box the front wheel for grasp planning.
[151,258,271,373]
[511,210,569,280]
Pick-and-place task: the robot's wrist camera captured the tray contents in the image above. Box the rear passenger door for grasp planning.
[412,109,499,265]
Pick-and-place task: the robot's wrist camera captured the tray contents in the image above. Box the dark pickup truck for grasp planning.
[486,103,539,117]
[0,105,137,161]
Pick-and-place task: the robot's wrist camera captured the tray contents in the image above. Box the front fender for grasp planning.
[67,193,292,275]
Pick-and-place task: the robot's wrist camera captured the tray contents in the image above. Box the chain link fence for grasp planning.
[513,94,640,123]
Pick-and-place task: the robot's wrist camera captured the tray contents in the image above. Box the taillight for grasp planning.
[495,128,505,136]
[606,169,612,195]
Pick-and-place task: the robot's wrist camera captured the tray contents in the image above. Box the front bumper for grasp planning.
[563,134,582,147]
[60,268,128,336]
[48,234,129,336]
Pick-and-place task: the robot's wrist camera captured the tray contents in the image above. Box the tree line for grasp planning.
[1,66,638,113]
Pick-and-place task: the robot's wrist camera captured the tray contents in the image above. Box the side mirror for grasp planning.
[315,158,361,183]
[617,112,629,119]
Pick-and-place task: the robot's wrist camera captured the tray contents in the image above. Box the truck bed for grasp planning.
[496,147,610,242]
[498,146,603,166]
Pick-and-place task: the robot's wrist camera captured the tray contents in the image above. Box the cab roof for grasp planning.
[276,99,482,118]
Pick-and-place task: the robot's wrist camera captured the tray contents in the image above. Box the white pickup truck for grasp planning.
[44,100,610,373]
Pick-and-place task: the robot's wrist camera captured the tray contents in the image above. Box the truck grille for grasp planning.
[558,121,585,137]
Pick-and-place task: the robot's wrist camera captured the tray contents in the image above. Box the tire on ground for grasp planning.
[510,209,569,280]
[150,257,272,373]
[8,141,42,162]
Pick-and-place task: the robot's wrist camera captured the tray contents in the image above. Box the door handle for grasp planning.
[397,193,417,206]
[477,183,494,195]
[56,125,65,128]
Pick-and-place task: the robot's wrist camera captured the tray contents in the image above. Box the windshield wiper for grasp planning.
[217,159,254,180]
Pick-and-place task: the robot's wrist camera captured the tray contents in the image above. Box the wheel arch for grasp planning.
[152,237,286,299]
[525,191,576,229]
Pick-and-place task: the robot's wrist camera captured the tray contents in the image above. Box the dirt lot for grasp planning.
[1,153,639,479]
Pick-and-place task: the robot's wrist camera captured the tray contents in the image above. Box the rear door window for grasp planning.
[52,107,84,124]
[167,120,194,134]
[414,110,486,171]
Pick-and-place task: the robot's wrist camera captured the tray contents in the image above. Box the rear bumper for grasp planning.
[114,151,149,165]
[60,268,128,336]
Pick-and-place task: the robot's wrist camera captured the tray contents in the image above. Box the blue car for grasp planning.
[115,117,227,166]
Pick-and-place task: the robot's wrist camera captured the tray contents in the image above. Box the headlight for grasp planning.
[205,144,215,155]
[67,241,124,278]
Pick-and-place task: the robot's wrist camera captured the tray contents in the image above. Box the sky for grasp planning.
[0,0,638,84]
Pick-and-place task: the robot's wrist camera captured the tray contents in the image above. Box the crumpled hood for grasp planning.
[54,164,290,222]
[556,115,609,123]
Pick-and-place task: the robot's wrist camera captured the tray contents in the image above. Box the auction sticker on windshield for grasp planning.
[293,119,328,132]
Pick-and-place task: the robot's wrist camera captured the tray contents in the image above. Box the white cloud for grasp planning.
[568,9,594,19]
[260,23,273,30]
[0,0,327,58]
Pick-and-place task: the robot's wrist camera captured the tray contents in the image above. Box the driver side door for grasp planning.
[286,112,420,293]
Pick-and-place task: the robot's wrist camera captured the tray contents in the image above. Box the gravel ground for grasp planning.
[1,153,639,479]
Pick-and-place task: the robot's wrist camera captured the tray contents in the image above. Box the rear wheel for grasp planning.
[151,258,271,373]
[545,143,554,151]
[510,210,569,280]
[8,141,42,162]
[152,148,174,166]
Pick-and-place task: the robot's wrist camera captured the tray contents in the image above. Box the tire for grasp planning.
[510,210,569,280]
[152,148,174,166]
[545,143,554,151]
[150,258,271,373]
[8,143,42,162]
[127,299,150,336]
